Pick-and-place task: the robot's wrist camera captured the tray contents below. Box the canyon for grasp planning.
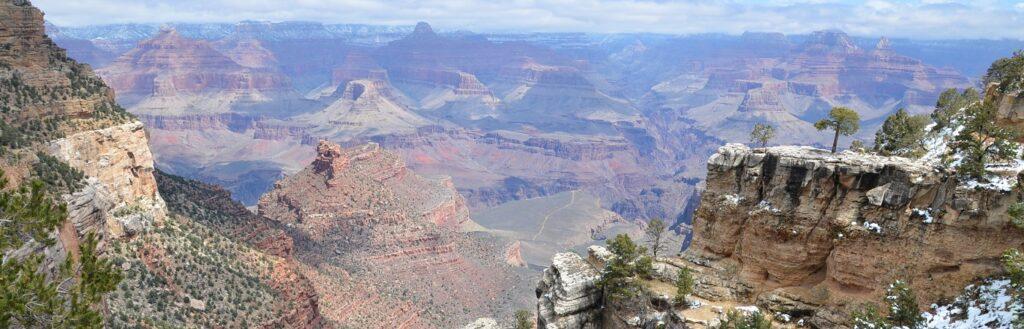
[6,0,1023,327]
[48,20,990,230]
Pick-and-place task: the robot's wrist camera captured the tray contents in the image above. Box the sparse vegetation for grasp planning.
[514,309,534,329]
[749,123,775,148]
[815,106,861,153]
[1009,203,1024,229]
[873,108,930,158]
[33,152,85,193]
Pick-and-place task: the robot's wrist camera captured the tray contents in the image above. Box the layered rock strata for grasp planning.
[685,144,1024,326]
[259,141,532,328]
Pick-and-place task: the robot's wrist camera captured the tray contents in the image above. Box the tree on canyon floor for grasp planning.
[815,107,860,153]
[749,123,775,148]
[874,108,930,158]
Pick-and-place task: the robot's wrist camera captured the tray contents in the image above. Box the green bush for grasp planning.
[598,234,650,301]
[873,108,930,158]
[716,310,771,329]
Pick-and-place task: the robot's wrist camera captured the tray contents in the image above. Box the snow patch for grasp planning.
[923,279,1020,328]
[912,208,934,224]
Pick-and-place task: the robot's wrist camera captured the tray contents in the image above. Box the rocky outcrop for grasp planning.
[685,144,1024,326]
[537,251,604,329]
[259,141,531,328]
[48,121,167,238]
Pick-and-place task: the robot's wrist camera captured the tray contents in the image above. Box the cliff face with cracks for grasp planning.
[685,144,1024,326]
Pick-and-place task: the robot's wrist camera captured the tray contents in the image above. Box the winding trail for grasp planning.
[532,190,577,241]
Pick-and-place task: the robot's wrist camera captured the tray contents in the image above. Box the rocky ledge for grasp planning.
[686,144,1024,326]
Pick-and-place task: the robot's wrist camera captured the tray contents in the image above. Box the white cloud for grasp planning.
[31,0,1024,40]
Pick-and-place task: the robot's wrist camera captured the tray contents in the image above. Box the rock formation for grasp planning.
[536,251,603,328]
[259,140,532,328]
[685,144,1024,326]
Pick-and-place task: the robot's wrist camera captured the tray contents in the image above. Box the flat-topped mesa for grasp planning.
[686,143,1024,327]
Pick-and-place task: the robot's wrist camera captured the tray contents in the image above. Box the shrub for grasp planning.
[514,309,533,329]
[985,50,1024,94]
[716,310,771,329]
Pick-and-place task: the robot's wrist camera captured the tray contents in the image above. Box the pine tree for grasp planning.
[873,108,930,158]
[931,88,979,130]
[951,101,1019,179]
[815,107,860,153]
[598,234,650,301]
[674,267,695,305]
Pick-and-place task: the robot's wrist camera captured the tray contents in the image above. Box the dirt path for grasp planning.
[531,190,577,241]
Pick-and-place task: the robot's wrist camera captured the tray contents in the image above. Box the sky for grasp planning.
[32,0,1024,40]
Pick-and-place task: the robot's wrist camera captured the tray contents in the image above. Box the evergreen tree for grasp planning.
[598,234,651,301]
[0,170,121,328]
[815,107,861,153]
[886,280,923,328]
[749,123,775,148]
[951,101,1020,179]
[985,50,1024,94]
[1002,248,1024,327]
[873,109,930,158]
[674,267,695,305]
[931,88,979,130]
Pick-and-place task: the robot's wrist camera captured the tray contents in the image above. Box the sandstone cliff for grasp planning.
[685,144,1024,326]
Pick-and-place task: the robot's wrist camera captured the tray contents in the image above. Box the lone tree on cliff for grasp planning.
[644,218,668,258]
[749,123,775,148]
[815,106,860,153]
[873,108,930,158]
